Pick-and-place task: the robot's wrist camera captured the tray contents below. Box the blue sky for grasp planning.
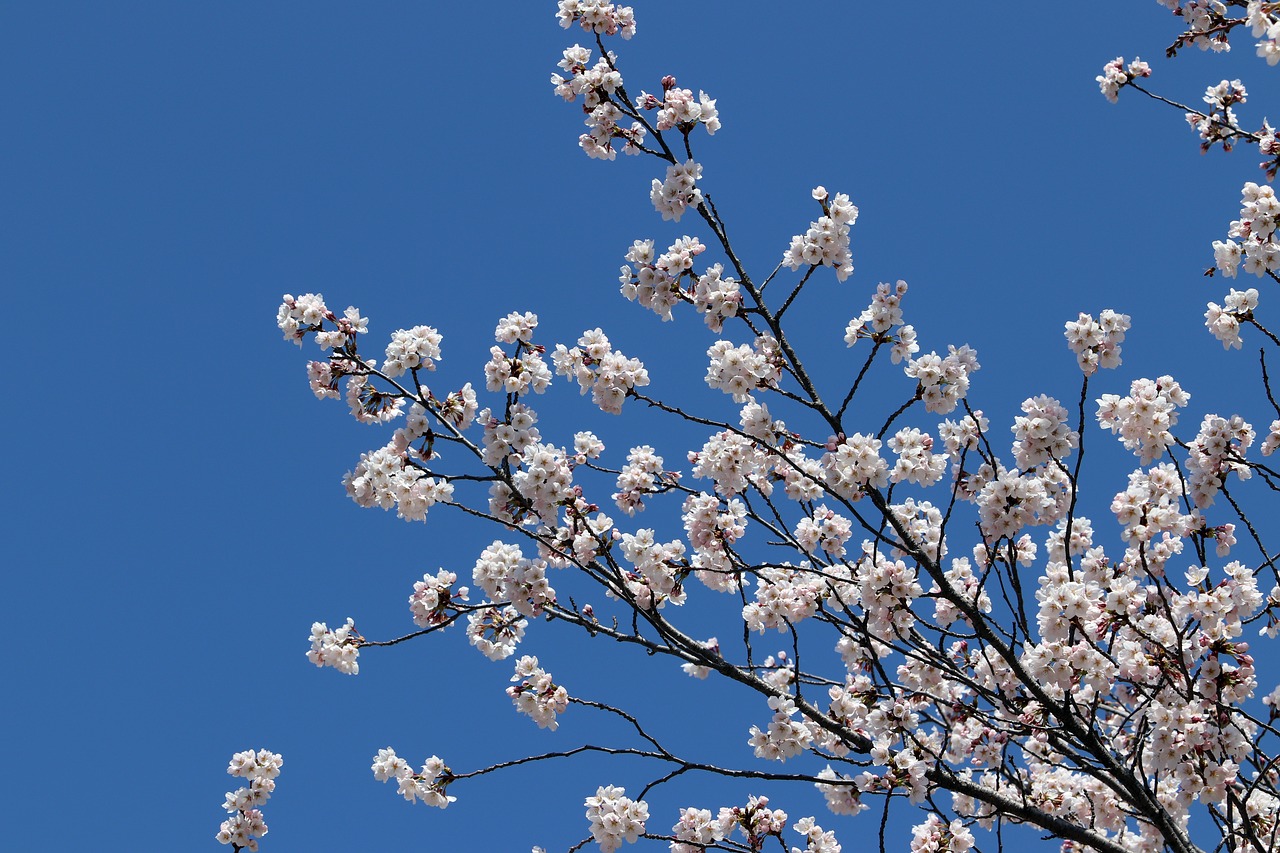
[5,2,1278,850]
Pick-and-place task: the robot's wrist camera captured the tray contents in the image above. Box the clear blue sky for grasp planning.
[5,2,1276,850]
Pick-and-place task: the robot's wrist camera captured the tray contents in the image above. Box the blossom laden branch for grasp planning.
[265,2,1280,852]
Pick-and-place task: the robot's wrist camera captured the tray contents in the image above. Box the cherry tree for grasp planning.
[252,2,1280,852]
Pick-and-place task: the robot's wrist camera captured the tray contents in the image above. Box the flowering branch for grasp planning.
[267,3,1280,852]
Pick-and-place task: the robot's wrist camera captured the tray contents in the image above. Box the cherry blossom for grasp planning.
[845,280,919,363]
[383,325,442,378]
[909,814,973,853]
[408,569,467,629]
[584,785,648,852]
[613,444,670,514]
[1205,287,1260,348]
[1097,376,1190,464]
[1063,309,1130,375]
[650,159,702,222]
[556,1,635,40]
[507,655,569,730]
[371,748,456,808]
[216,750,282,851]
[671,807,724,852]
[553,329,650,414]
[904,345,980,415]
[638,80,719,136]
[1096,56,1151,103]
[307,618,360,675]
[782,187,858,282]
[466,605,527,661]
[705,336,783,402]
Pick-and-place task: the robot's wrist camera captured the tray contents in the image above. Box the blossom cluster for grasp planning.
[1096,375,1190,464]
[1011,395,1078,469]
[579,100,646,160]
[552,43,618,105]
[650,159,702,222]
[343,373,405,424]
[555,1,635,39]
[466,604,528,661]
[717,796,789,848]
[904,345,980,415]
[1259,119,1280,183]
[690,430,770,497]
[343,443,454,522]
[670,807,724,852]
[1186,412,1254,506]
[972,464,1069,541]
[1216,182,1280,283]
[553,329,650,414]
[888,498,947,562]
[277,291,326,336]
[215,749,283,852]
[431,385,476,431]
[1263,417,1280,456]
[1164,0,1240,52]
[887,428,947,486]
[821,433,888,498]
[1096,56,1151,103]
[682,492,747,591]
[794,506,854,558]
[408,569,467,628]
[748,694,815,761]
[690,262,740,331]
[1111,461,1190,551]
[740,400,787,444]
[613,444,669,514]
[619,527,687,608]
[584,785,648,852]
[791,817,841,853]
[637,78,719,136]
[1172,75,1254,154]
[854,553,924,638]
[383,325,442,378]
[909,814,974,853]
[307,618,360,675]
[782,187,858,282]
[507,655,569,730]
[929,557,993,628]
[1188,78,1249,152]
[371,748,456,808]
[844,280,918,363]
[814,766,867,816]
[480,403,541,467]
[572,429,605,464]
[705,336,783,402]
[744,564,826,632]
[1159,0,1280,61]
[1063,309,1130,375]
[474,540,557,618]
[617,236,746,330]
[1205,287,1259,348]
[549,40,644,159]
[514,443,576,527]
[486,312,553,396]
